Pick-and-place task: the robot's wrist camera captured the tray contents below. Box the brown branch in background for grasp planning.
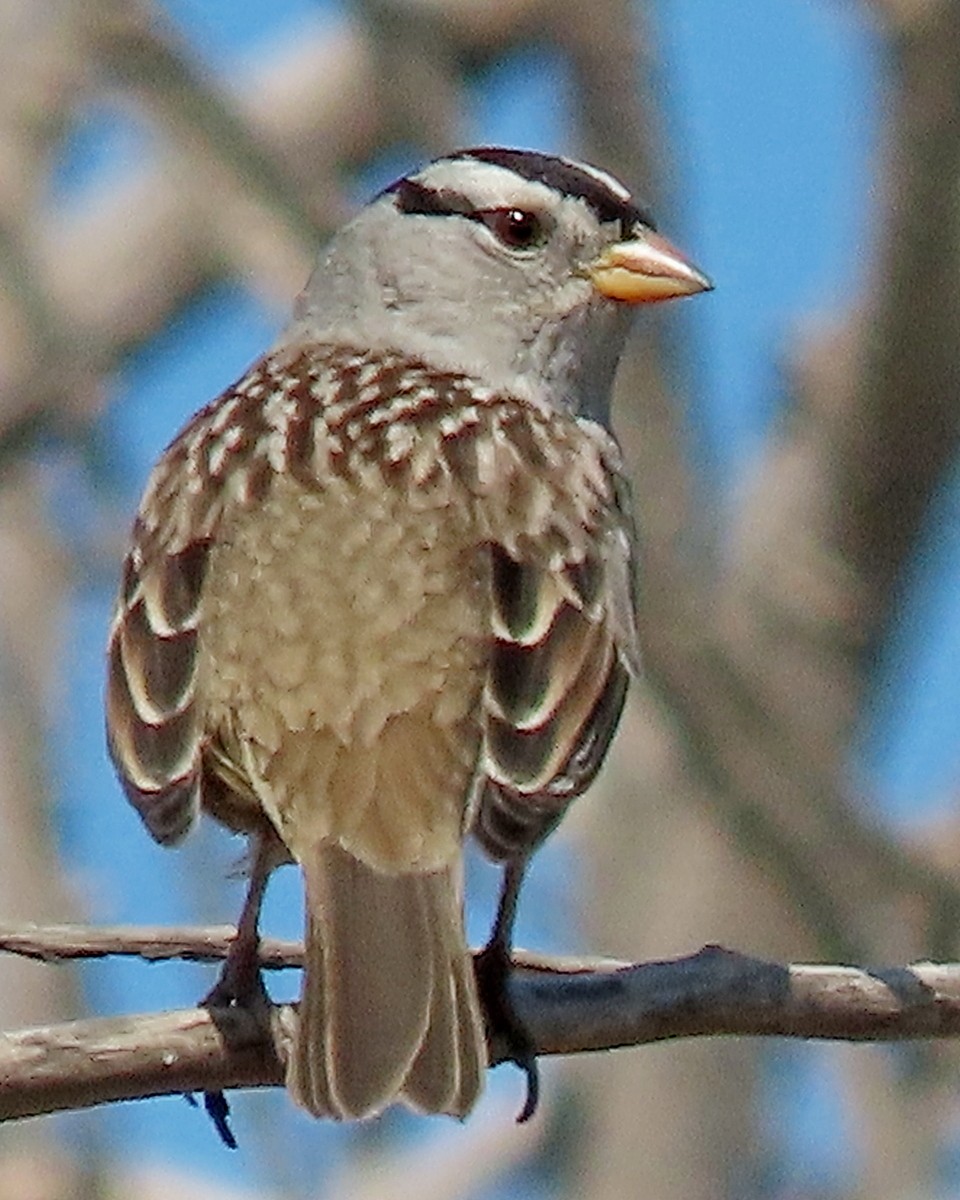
[556,5,960,1193]
[830,2,960,632]
[707,0,960,963]
[83,0,322,251]
[3,931,960,1122]
[586,0,960,968]
[2,2,382,464]
[354,0,462,154]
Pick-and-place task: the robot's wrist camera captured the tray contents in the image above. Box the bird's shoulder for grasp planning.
[129,341,624,553]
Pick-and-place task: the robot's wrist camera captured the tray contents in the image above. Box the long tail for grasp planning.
[287,843,486,1120]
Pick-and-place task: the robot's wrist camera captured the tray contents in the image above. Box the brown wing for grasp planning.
[105,344,329,844]
[106,517,210,844]
[473,461,639,862]
[104,363,270,846]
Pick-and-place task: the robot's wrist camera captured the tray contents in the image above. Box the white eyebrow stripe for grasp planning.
[411,160,560,214]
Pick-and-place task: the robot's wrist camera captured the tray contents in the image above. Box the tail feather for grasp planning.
[291,902,333,1115]
[449,942,485,1113]
[287,844,486,1120]
[401,955,458,1115]
[401,872,485,1117]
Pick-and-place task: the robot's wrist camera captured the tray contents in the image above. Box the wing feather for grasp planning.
[106,537,209,844]
[106,401,228,845]
[475,415,639,862]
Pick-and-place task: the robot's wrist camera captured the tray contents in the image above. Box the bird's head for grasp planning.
[291,147,712,422]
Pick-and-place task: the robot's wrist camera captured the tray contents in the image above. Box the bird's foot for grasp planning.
[474,943,540,1123]
[202,929,270,1013]
[197,930,271,1150]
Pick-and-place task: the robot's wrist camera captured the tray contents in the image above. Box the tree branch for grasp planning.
[2,926,960,1123]
[0,923,303,969]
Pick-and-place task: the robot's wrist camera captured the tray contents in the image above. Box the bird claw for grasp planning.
[203,1089,238,1149]
[474,943,541,1123]
[513,1052,541,1125]
[183,1089,239,1149]
[195,935,270,1150]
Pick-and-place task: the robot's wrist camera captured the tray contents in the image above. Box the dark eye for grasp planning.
[480,208,546,251]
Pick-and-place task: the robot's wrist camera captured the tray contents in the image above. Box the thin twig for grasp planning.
[0,923,303,968]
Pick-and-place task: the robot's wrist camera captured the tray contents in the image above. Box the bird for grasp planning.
[105,146,711,1124]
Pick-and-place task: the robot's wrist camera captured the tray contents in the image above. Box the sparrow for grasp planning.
[106,146,711,1122]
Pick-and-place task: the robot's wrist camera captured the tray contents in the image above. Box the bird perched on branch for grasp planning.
[106,147,711,1123]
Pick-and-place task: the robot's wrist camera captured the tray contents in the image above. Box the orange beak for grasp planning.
[589,230,713,303]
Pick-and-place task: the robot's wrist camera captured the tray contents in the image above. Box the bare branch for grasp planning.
[2,930,960,1123]
[0,923,303,969]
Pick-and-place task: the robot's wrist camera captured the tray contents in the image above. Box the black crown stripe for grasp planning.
[385,150,655,238]
[456,147,655,236]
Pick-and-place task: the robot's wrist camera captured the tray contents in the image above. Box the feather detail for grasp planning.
[106,496,212,844]
[475,418,639,861]
[288,845,486,1120]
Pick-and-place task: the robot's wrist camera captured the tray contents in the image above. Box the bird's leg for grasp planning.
[474,857,540,1122]
[202,828,274,1012]
[198,828,277,1149]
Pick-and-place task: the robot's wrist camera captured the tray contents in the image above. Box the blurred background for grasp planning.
[3,0,960,1196]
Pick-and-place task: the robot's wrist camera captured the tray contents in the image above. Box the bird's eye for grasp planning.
[480,208,546,251]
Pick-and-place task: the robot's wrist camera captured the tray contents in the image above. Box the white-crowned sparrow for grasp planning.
[106,146,711,1123]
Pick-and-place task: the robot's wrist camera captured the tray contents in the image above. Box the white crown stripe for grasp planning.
[558,156,633,203]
